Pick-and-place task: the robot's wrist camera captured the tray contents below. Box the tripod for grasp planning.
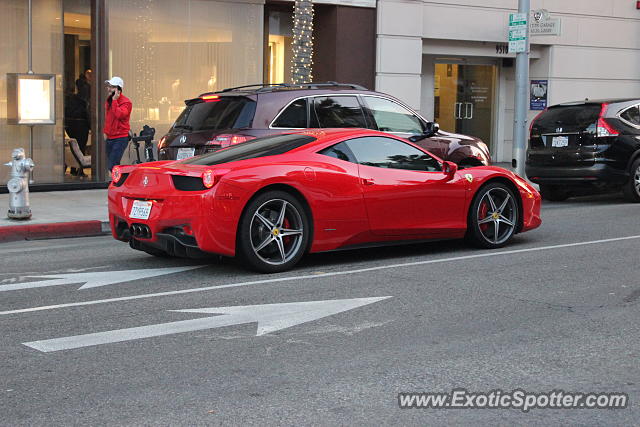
[131,125,156,164]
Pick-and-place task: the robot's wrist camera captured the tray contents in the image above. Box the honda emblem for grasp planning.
[556,127,563,133]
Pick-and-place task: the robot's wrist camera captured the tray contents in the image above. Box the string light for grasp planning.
[291,0,314,85]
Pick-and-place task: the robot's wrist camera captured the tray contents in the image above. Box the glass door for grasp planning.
[434,63,497,152]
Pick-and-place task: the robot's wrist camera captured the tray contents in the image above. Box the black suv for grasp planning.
[526,98,640,201]
[157,83,491,167]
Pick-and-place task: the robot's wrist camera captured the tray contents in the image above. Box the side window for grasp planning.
[620,106,640,126]
[312,96,367,128]
[272,98,307,128]
[318,142,357,163]
[363,96,425,134]
[343,137,441,172]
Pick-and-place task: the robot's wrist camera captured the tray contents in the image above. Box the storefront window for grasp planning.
[108,0,264,165]
[267,10,293,85]
[0,0,64,185]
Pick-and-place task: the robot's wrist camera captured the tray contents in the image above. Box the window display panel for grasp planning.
[0,0,64,185]
[109,0,264,163]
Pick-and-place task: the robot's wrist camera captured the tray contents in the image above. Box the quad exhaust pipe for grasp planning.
[130,223,152,239]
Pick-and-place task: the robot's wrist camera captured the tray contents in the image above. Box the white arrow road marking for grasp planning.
[22,296,391,353]
[0,266,204,292]
[5,234,640,316]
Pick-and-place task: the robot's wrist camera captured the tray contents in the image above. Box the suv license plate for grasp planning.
[177,147,195,160]
[551,136,569,148]
[130,200,152,220]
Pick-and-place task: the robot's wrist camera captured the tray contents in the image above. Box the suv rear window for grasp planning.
[532,104,601,134]
[181,134,316,166]
[173,97,256,132]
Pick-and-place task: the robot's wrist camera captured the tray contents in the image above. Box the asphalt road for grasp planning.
[1,193,639,425]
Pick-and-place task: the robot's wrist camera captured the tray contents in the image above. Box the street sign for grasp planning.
[0,266,204,292]
[23,296,392,352]
[530,9,561,35]
[508,12,528,53]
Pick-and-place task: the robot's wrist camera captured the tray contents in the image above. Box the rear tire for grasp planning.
[237,190,310,273]
[539,184,569,202]
[466,182,519,249]
[622,158,640,203]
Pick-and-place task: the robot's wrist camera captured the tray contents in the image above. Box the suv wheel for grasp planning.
[539,185,569,202]
[622,158,640,203]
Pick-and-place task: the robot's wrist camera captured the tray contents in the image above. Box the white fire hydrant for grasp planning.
[5,148,35,220]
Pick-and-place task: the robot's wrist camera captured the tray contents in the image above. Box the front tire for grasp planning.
[467,182,519,249]
[622,158,640,203]
[237,191,310,273]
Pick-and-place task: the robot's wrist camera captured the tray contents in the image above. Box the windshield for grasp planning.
[181,134,317,166]
[172,97,256,132]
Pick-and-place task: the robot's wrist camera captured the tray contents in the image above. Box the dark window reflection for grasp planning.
[312,96,367,128]
[344,137,441,172]
[318,141,356,163]
[272,98,307,128]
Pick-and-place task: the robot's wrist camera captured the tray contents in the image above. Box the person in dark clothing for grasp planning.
[76,68,92,104]
[64,90,91,176]
[64,91,90,153]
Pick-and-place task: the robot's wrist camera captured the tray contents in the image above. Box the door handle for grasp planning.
[465,102,473,119]
[362,178,375,186]
[455,102,462,119]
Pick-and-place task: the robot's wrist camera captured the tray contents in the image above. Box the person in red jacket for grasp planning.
[104,76,132,172]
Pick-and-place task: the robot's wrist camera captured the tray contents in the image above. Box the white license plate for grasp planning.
[129,200,152,220]
[551,136,569,148]
[176,147,195,160]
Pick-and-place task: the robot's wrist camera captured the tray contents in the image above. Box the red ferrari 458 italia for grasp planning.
[109,129,541,272]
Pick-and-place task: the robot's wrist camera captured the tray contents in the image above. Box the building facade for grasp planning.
[0,0,375,188]
[376,0,640,162]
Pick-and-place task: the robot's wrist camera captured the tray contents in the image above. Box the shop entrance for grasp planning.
[434,63,497,152]
[63,0,93,181]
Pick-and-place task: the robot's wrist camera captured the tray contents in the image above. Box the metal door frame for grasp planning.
[433,58,500,155]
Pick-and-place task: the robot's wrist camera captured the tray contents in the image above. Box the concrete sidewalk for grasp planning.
[0,189,110,242]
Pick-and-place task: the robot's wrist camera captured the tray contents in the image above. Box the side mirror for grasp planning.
[408,122,440,142]
[425,121,440,136]
[442,161,458,181]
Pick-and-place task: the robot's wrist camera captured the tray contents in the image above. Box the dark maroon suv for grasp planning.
[158,83,491,167]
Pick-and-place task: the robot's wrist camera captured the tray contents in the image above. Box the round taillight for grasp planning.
[112,166,122,184]
[158,136,167,149]
[202,169,215,188]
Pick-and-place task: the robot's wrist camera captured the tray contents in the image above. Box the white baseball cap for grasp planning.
[105,76,124,88]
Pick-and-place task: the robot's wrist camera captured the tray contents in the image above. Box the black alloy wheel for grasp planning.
[467,182,519,249]
[237,190,310,273]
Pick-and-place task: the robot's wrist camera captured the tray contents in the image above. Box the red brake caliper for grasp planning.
[479,200,489,232]
[282,217,291,246]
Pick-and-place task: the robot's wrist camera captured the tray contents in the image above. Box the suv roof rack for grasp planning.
[218,83,289,93]
[199,82,369,97]
[253,82,368,92]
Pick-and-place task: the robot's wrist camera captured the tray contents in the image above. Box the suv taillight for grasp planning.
[529,109,547,135]
[596,103,619,137]
[157,136,167,150]
[206,134,255,148]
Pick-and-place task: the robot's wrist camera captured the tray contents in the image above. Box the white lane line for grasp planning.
[2,234,640,316]
[0,238,111,256]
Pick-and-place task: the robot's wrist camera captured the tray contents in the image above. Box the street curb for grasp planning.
[0,220,111,243]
